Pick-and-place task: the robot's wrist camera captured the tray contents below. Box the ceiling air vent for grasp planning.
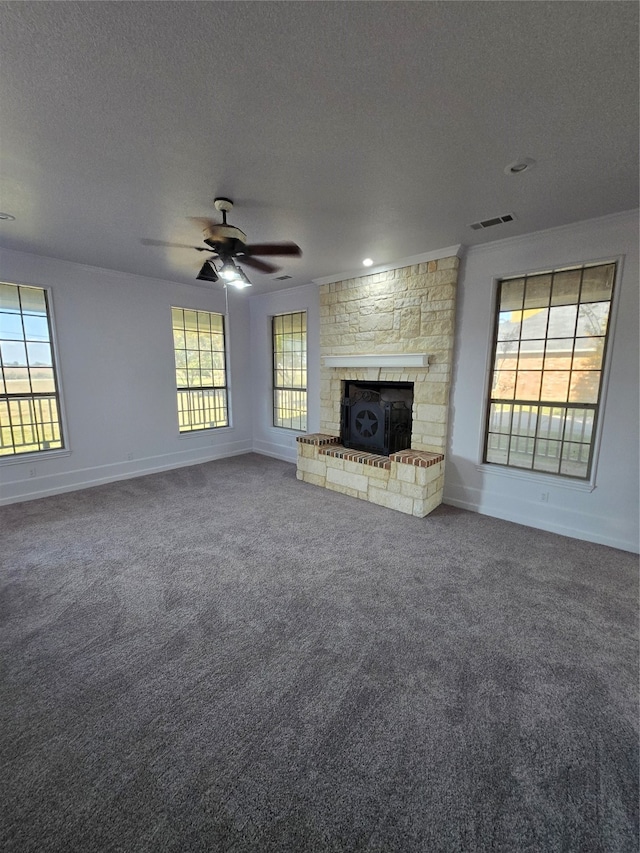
[469,213,515,231]
[275,274,292,280]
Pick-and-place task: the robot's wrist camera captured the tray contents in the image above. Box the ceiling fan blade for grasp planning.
[188,217,218,232]
[141,238,210,252]
[243,242,302,257]
[241,256,280,274]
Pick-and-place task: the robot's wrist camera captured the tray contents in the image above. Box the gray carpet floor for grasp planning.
[1,453,638,852]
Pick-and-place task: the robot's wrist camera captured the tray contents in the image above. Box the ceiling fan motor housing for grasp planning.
[203,224,248,253]
[203,199,247,252]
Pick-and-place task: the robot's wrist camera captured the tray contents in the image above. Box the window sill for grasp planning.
[178,426,233,439]
[475,462,596,492]
[0,449,72,466]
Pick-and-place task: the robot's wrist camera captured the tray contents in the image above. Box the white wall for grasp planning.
[446,210,639,553]
[249,283,320,463]
[0,249,253,503]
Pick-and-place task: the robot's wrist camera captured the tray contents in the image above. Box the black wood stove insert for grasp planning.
[341,381,413,456]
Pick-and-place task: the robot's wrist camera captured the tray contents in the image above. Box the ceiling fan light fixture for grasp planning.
[219,259,240,281]
[196,260,219,283]
[229,266,252,289]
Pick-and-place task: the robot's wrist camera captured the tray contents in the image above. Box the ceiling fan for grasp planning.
[142,198,302,288]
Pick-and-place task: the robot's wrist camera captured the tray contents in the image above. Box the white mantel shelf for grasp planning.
[321,353,430,369]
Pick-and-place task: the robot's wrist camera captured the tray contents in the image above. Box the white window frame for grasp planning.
[272,310,307,431]
[0,281,69,463]
[171,306,230,434]
[477,256,623,491]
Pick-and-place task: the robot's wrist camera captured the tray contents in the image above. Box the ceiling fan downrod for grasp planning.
[213,197,234,226]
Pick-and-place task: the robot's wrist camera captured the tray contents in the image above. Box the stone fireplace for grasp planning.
[297,253,459,517]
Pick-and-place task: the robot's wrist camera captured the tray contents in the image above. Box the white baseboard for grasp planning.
[7,446,635,553]
[252,439,298,464]
[0,440,252,505]
[442,493,639,554]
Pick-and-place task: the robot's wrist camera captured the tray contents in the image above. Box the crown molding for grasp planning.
[464,209,639,259]
[312,245,463,286]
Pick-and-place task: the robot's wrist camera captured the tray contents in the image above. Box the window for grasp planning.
[273,311,307,430]
[171,307,228,432]
[484,262,616,479]
[0,283,64,457]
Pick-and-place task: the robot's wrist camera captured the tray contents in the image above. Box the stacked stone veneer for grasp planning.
[297,255,459,517]
[297,435,445,516]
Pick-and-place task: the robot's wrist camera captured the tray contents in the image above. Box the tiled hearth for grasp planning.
[297,253,459,517]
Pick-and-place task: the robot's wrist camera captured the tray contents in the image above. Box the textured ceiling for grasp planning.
[0,1,638,293]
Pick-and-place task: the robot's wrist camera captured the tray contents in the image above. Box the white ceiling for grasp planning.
[1,1,638,294]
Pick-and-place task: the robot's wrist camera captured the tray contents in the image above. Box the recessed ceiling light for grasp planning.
[362,258,374,267]
[504,157,536,175]
[0,212,16,221]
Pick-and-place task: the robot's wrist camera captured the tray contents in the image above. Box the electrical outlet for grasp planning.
[126,452,133,461]
[540,491,549,503]
[28,467,36,478]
